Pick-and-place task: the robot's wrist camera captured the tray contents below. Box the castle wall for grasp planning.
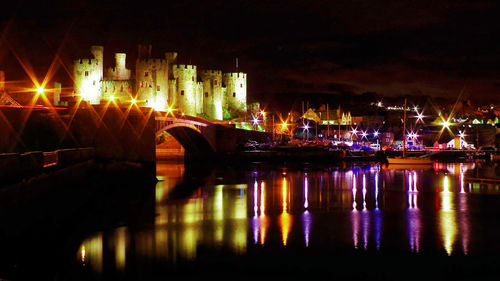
[223,72,247,116]
[72,46,247,118]
[173,65,197,116]
[196,82,204,115]
[102,80,133,103]
[201,70,223,120]
[136,58,169,110]
[222,87,228,110]
[168,79,177,108]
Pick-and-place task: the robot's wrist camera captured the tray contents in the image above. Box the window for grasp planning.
[104,87,107,92]
[157,85,160,91]
[205,92,208,97]
[240,83,243,88]
[181,90,184,96]
[145,72,149,77]
[233,92,236,97]
[93,81,96,85]
[120,86,123,92]
[85,71,89,77]
[214,80,217,86]
[192,76,194,81]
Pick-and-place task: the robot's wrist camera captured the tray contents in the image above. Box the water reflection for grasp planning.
[407,171,421,252]
[77,161,500,275]
[79,233,103,272]
[439,175,457,255]
[280,176,292,246]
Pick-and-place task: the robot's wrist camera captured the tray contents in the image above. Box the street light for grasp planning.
[416,111,424,122]
[361,130,368,139]
[442,119,450,129]
[458,130,466,139]
[300,120,310,141]
[251,114,260,130]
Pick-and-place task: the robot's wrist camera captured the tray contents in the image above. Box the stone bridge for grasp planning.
[155,115,272,156]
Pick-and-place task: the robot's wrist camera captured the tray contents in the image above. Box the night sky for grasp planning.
[1,0,500,108]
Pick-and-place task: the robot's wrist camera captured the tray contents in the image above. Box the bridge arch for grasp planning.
[156,123,214,155]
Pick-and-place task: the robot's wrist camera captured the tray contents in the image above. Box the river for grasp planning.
[1,160,500,280]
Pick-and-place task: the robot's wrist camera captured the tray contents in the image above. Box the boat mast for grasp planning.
[403,98,407,158]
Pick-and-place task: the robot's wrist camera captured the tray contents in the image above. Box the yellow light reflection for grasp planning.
[78,233,103,272]
[280,177,292,246]
[440,175,457,256]
[230,185,248,253]
[214,185,223,244]
[115,227,127,271]
[80,245,85,263]
[232,184,247,219]
[260,181,268,245]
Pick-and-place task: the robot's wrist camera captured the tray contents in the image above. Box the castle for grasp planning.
[73,45,247,120]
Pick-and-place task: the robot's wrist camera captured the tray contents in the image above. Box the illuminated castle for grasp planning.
[73,45,247,120]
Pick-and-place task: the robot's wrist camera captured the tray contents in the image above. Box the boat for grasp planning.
[387,156,432,165]
[383,162,433,170]
[386,98,432,165]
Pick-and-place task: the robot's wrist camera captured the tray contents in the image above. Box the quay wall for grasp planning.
[0,148,94,186]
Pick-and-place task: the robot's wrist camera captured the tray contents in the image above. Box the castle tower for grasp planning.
[223,72,247,116]
[200,70,223,120]
[90,45,103,65]
[106,53,131,81]
[74,46,103,104]
[136,58,169,110]
[173,64,197,116]
[165,52,178,77]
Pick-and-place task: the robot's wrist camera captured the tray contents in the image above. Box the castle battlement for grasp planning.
[173,64,197,70]
[223,72,246,79]
[76,58,99,65]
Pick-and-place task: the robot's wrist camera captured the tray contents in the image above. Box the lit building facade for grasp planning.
[73,45,247,120]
